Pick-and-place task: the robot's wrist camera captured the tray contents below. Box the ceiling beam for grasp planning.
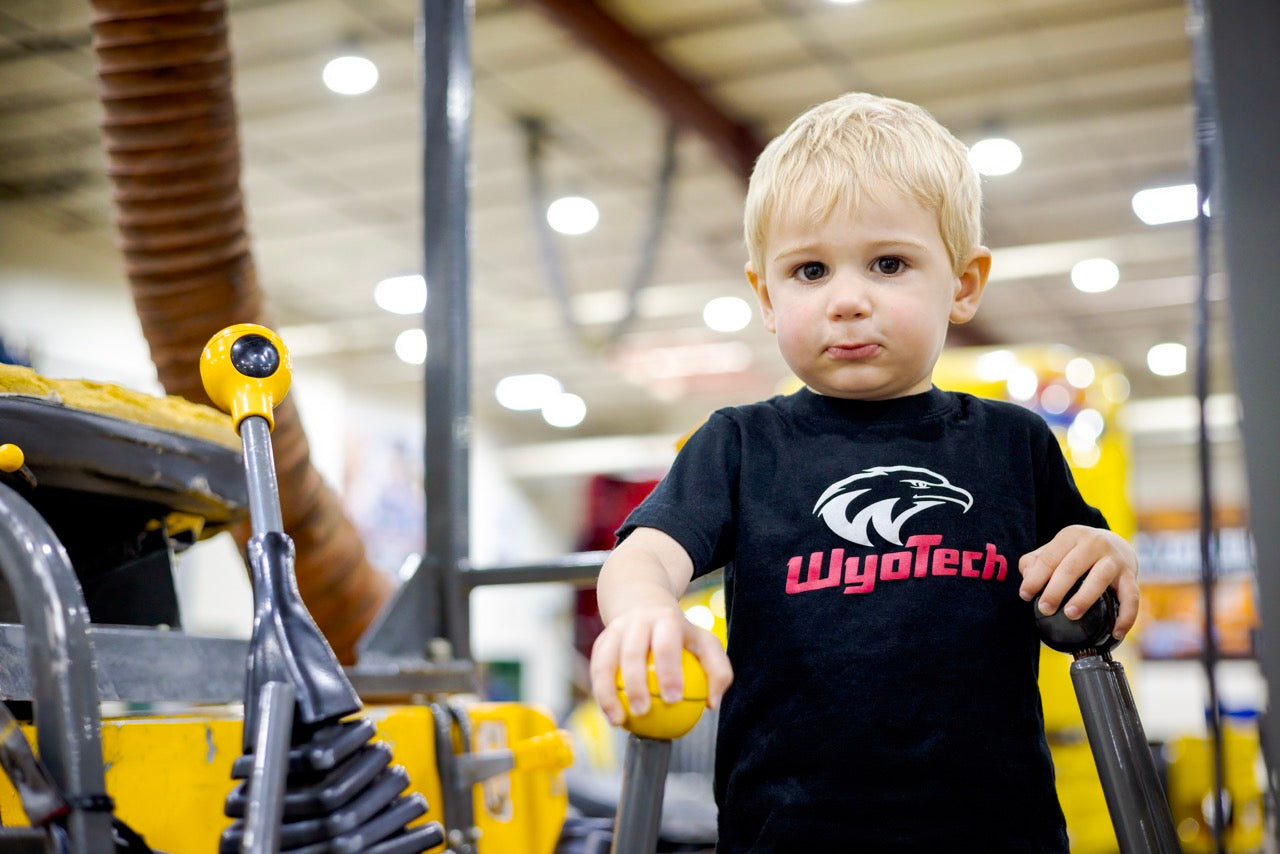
[519,0,994,347]
[521,0,764,183]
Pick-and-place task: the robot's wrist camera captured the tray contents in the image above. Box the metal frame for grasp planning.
[0,481,114,854]
[1202,2,1280,826]
[356,0,605,671]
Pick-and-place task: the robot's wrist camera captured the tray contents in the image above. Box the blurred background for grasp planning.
[0,1,1260,847]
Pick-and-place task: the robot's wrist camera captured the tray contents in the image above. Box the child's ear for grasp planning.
[746,263,777,333]
[949,247,991,325]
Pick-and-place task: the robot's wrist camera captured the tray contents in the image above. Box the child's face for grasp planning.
[746,186,989,400]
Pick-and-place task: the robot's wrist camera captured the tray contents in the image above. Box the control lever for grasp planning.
[609,649,708,854]
[201,324,444,854]
[1035,580,1180,853]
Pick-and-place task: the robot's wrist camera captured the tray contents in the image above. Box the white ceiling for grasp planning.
[0,0,1228,455]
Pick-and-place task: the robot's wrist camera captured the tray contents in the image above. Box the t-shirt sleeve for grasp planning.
[616,412,739,577]
[1032,416,1109,544]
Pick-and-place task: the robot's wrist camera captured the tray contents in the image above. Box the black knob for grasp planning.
[229,334,281,379]
[1034,577,1120,654]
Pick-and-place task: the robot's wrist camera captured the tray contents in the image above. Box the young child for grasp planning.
[589,92,1140,851]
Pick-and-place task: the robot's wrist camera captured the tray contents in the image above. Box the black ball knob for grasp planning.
[229,334,281,379]
[1034,577,1120,654]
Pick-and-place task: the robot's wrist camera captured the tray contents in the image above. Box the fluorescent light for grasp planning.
[394,328,426,365]
[322,55,378,95]
[1131,184,1201,225]
[1070,258,1119,293]
[542,392,586,428]
[546,196,599,235]
[1147,342,1187,376]
[968,137,1022,176]
[703,296,752,332]
[496,373,562,411]
[375,274,426,314]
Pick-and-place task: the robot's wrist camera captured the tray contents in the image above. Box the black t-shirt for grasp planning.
[619,387,1105,852]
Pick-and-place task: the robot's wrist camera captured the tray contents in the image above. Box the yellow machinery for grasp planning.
[0,325,573,852]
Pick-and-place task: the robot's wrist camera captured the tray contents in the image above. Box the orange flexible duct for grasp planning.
[88,0,392,662]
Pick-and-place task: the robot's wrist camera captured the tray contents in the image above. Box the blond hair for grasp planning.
[744,92,982,277]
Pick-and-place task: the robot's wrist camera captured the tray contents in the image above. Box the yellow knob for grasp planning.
[199,324,292,431]
[615,649,709,741]
[0,444,24,473]
[512,730,575,774]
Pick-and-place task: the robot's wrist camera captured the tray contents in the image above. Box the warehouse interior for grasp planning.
[0,0,1270,851]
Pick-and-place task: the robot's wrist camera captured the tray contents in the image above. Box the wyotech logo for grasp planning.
[788,466,1005,597]
[813,465,973,547]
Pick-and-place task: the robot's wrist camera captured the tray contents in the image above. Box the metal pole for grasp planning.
[1201,1,1280,831]
[240,680,296,854]
[240,416,283,538]
[1071,656,1180,853]
[421,0,474,662]
[459,551,609,589]
[611,735,672,854]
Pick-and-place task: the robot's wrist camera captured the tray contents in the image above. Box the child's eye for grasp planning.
[795,261,827,282]
[874,257,905,275]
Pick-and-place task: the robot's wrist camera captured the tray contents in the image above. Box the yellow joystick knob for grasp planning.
[615,649,709,741]
[512,730,575,774]
[0,444,24,473]
[199,324,292,431]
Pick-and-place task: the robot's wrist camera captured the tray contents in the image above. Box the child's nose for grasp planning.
[827,276,872,319]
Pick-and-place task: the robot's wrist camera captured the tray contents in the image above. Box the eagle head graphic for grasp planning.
[813,465,973,547]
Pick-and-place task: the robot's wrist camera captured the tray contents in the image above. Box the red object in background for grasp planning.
[574,474,659,662]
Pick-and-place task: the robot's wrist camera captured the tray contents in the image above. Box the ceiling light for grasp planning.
[968,137,1022,176]
[1006,365,1039,401]
[1039,384,1072,415]
[375,274,427,314]
[546,196,599,235]
[1064,357,1096,389]
[975,349,1017,382]
[1101,373,1130,403]
[495,373,562,411]
[1070,258,1119,293]
[322,55,379,95]
[1147,342,1187,377]
[703,296,752,332]
[542,392,586,428]
[1131,183,1204,225]
[1071,408,1106,442]
[394,328,426,365]
[709,587,726,618]
[684,604,715,630]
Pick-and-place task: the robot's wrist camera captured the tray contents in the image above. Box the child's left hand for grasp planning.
[1018,525,1139,640]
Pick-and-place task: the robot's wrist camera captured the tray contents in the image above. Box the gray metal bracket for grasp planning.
[0,481,113,854]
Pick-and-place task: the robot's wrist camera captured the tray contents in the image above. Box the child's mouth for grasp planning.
[828,343,880,360]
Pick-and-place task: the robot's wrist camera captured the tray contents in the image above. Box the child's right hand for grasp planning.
[589,602,733,727]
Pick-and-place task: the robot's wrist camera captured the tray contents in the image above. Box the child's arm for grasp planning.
[589,526,734,726]
[1017,525,1140,640]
